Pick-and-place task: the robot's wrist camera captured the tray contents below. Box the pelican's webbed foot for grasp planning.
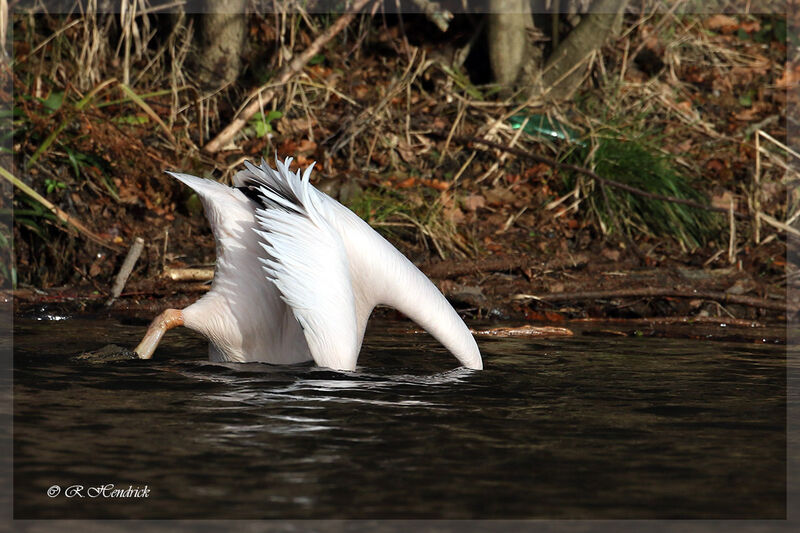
[134,308,184,360]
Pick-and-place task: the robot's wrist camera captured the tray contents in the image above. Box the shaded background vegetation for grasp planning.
[2,0,795,319]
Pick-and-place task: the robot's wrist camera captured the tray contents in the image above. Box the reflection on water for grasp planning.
[13,317,787,519]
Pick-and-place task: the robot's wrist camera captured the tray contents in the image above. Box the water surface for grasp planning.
[12,316,787,519]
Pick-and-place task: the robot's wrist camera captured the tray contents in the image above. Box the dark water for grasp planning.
[12,316,787,519]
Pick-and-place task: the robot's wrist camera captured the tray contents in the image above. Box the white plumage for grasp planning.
[134,157,483,371]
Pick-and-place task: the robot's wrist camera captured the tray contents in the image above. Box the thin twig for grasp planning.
[437,99,466,166]
[11,18,83,66]
[759,212,800,238]
[754,128,762,243]
[728,198,736,264]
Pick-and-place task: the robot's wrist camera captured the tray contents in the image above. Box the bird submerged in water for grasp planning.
[134,157,483,371]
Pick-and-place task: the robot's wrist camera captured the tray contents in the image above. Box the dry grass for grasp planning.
[8,2,791,286]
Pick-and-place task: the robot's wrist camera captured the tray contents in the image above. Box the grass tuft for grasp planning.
[566,136,722,249]
[346,185,473,259]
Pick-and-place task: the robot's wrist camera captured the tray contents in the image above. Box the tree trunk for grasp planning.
[487,0,536,86]
[191,0,247,90]
[485,0,629,101]
[541,0,629,100]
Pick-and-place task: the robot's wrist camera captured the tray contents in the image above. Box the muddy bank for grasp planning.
[10,246,791,347]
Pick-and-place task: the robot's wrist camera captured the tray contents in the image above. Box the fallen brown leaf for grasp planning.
[706,14,739,33]
[463,194,485,211]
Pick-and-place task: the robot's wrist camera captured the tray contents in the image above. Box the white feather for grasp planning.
[159,158,482,371]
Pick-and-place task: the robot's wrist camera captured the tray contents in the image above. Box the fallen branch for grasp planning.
[422,255,533,278]
[163,267,214,281]
[514,288,795,313]
[0,165,122,252]
[443,134,749,220]
[420,253,588,279]
[203,0,374,154]
[470,325,574,337]
[106,237,145,306]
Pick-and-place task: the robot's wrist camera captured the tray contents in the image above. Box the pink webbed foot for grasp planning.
[134,308,184,360]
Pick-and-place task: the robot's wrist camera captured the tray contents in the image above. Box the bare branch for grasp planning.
[203,0,375,154]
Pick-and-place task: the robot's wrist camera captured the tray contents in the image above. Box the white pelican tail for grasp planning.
[134,157,483,371]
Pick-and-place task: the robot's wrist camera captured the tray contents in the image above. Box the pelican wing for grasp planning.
[246,159,360,371]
